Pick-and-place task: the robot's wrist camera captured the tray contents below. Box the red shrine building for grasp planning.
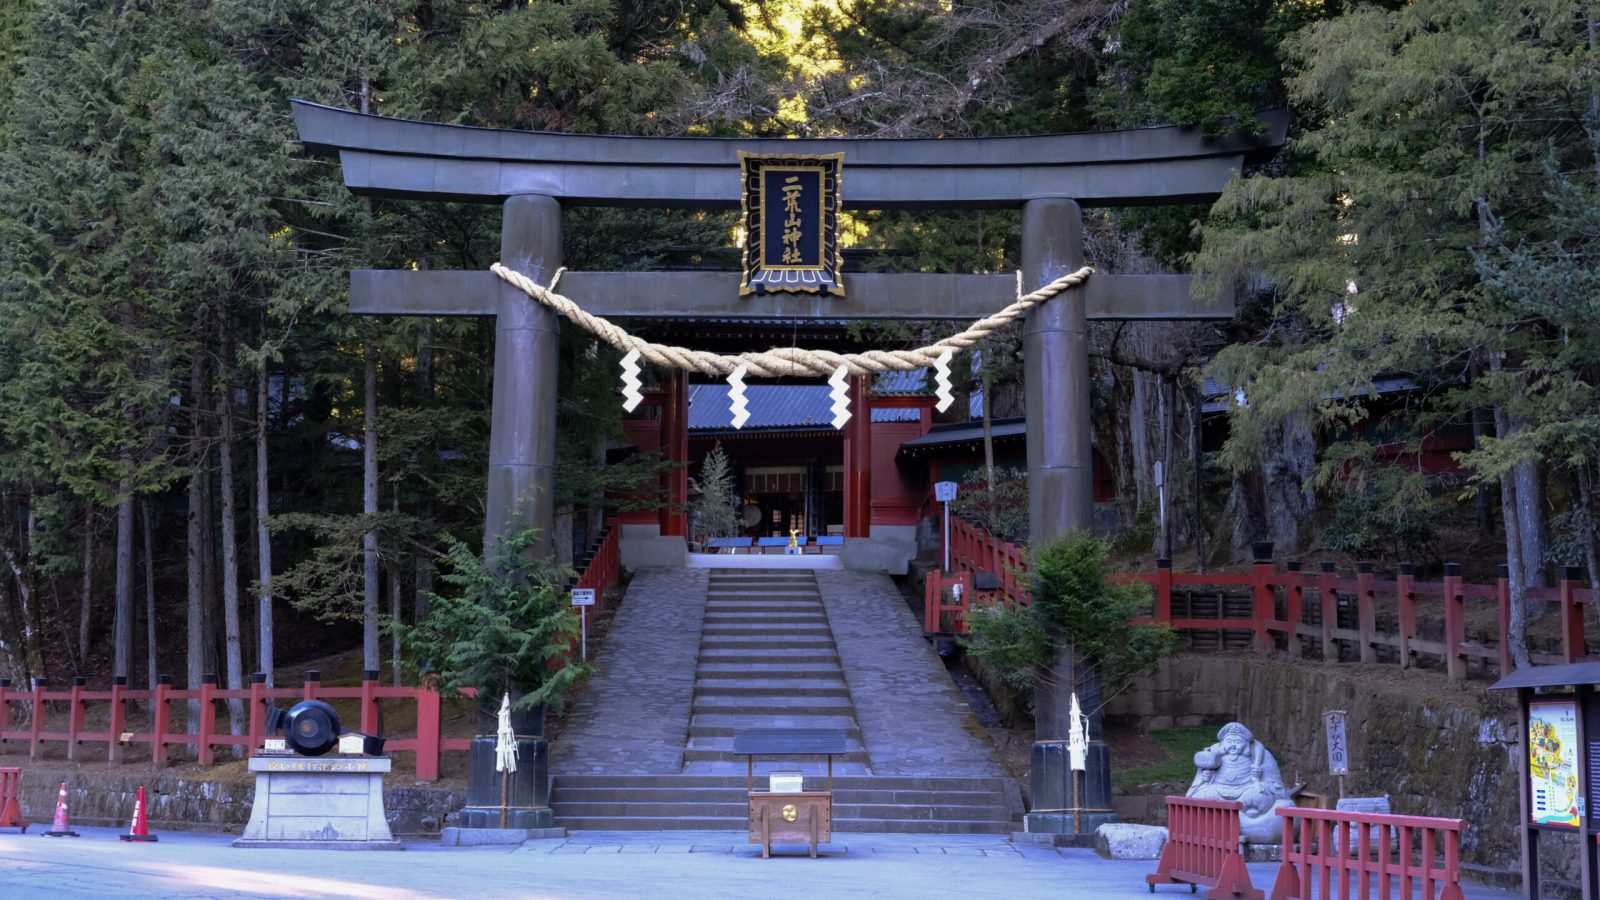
[616,370,1116,572]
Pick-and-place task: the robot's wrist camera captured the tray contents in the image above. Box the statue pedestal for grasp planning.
[1025,740,1116,839]
[233,756,401,850]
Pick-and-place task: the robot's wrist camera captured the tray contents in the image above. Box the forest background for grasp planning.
[2,0,1598,704]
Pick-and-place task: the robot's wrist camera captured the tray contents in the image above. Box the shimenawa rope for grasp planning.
[489,263,1094,378]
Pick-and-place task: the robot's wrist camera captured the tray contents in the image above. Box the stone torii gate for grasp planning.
[292,100,1285,837]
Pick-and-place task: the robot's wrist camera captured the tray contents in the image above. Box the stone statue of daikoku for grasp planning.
[1186,722,1294,844]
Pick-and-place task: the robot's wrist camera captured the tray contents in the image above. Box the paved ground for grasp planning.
[0,827,1520,899]
[814,570,1006,777]
[551,568,708,774]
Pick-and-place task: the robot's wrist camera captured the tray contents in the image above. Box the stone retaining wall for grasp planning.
[7,765,463,839]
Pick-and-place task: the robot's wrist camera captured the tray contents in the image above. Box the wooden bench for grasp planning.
[813,536,845,554]
[755,536,807,554]
[1148,796,1261,898]
[733,728,847,858]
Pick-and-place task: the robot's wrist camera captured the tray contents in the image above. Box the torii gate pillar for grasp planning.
[485,194,562,557]
[1022,197,1115,838]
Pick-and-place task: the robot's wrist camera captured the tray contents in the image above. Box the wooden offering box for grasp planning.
[733,728,848,859]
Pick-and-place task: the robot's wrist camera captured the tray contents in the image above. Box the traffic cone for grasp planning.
[118,786,157,842]
[41,782,78,838]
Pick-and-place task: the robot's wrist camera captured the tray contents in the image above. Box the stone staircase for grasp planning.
[685,569,870,772]
[550,568,1020,834]
[550,774,1019,833]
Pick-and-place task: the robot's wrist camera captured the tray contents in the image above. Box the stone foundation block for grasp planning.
[1094,823,1168,860]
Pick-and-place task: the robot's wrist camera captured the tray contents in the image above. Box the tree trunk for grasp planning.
[981,361,996,526]
[186,343,205,733]
[255,361,274,686]
[1579,465,1600,634]
[113,486,134,680]
[1513,456,1546,587]
[1495,406,1534,669]
[218,355,245,738]
[78,507,93,671]
[414,324,435,624]
[390,492,402,686]
[13,495,46,680]
[363,335,380,673]
[141,500,156,690]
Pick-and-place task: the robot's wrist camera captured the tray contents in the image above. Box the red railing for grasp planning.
[0,671,473,782]
[1272,806,1465,900]
[0,523,628,781]
[573,518,621,601]
[931,519,1592,680]
[1148,796,1262,899]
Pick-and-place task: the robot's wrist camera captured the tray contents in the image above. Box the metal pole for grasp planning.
[943,499,951,572]
[581,606,588,662]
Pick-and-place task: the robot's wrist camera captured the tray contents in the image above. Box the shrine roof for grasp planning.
[896,418,1027,459]
[1489,661,1600,691]
[689,385,921,432]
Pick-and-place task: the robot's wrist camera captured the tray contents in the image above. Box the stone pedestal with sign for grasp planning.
[233,755,402,850]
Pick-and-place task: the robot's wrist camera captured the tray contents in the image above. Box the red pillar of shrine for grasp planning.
[659,370,689,537]
[843,375,872,538]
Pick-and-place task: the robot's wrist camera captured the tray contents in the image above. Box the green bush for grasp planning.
[1322,469,1438,563]
[390,528,588,715]
[961,532,1178,706]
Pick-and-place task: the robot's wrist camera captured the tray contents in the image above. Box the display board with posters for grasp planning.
[1529,698,1583,828]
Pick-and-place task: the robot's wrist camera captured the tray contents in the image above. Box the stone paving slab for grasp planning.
[0,827,1521,899]
[552,568,708,774]
[814,570,1006,778]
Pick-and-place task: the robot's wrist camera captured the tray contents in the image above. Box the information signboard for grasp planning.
[1529,698,1583,828]
[570,588,596,607]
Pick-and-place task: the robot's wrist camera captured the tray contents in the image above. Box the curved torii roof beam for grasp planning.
[291,100,1287,210]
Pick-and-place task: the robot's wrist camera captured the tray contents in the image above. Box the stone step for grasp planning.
[688,714,860,736]
[693,681,848,696]
[550,798,1011,821]
[681,748,873,765]
[701,624,833,637]
[702,613,829,624]
[704,596,822,605]
[697,647,840,662]
[551,774,1017,792]
[700,633,835,645]
[704,589,819,595]
[692,697,856,716]
[697,660,842,673]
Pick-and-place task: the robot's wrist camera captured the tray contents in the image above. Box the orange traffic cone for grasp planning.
[41,782,78,837]
[119,786,157,842]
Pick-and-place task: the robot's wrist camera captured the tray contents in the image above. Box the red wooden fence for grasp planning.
[0,671,472,781]
[1148,796,1262,899]
[930,518,1592,680]
[0,519,627,779]
[1272,806,1465,900]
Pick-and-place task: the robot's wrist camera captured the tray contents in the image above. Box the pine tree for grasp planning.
[693,443,739,541]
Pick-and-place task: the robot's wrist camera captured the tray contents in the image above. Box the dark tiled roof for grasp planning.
[689,385,921,432]
[896,417,1026,457]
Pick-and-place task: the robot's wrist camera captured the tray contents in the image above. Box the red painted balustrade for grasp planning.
[1271,806,1465,900]
[1148,796,1262,899]
[0,672,474,782]
[928,517,1592,680]
[0,518,628,779]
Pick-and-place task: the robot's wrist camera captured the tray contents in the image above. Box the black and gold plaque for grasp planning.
[738,152,844,296]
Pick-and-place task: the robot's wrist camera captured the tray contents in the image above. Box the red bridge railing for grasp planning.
[929,519,1591,680]
[0,671,474,782]
[1272,806,1465,900]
